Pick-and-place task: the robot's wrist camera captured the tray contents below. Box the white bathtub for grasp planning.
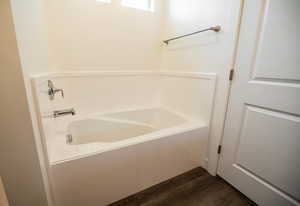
[49,108,209,206]
[47,108,205,162]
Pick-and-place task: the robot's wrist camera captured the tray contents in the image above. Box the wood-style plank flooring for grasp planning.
[109,167,256,206]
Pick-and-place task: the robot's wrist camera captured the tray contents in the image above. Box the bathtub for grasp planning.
[49,108,209,206]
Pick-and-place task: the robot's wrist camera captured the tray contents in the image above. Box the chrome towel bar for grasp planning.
[163,26,221,45]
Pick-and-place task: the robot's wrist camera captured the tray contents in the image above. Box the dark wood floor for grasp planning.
[109,167,256,206]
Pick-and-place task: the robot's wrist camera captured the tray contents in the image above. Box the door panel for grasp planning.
[218,0,300,205]
[246,82,300,115]
[253,0,300,81]
[237,106,300,199]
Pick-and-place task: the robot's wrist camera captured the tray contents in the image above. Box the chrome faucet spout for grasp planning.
[53,108,76,118]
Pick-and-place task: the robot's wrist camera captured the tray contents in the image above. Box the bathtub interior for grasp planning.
[69,118,155,144]
[45,107,206,164]
[68,108,188,145]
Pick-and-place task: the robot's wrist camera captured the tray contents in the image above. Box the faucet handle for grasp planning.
[54,88,64,98]
[48,80,64,100]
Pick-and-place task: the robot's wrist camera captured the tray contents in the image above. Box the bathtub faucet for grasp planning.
[53,108,76,118]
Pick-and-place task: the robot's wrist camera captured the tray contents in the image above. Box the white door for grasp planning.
[218,0,300,206]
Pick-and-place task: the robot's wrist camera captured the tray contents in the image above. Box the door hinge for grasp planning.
[217,145,222,154]
[229,69,234,81]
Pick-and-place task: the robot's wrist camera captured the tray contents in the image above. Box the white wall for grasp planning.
[0,0,48,205]
[34,73,160,116]
[10,0,50,75]
[46,0,164,71]
[160,0,242,174]
[9,0,55,205]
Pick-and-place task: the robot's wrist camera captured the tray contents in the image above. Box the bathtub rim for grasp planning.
[31,70,217,80]
[64,106,201,125]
